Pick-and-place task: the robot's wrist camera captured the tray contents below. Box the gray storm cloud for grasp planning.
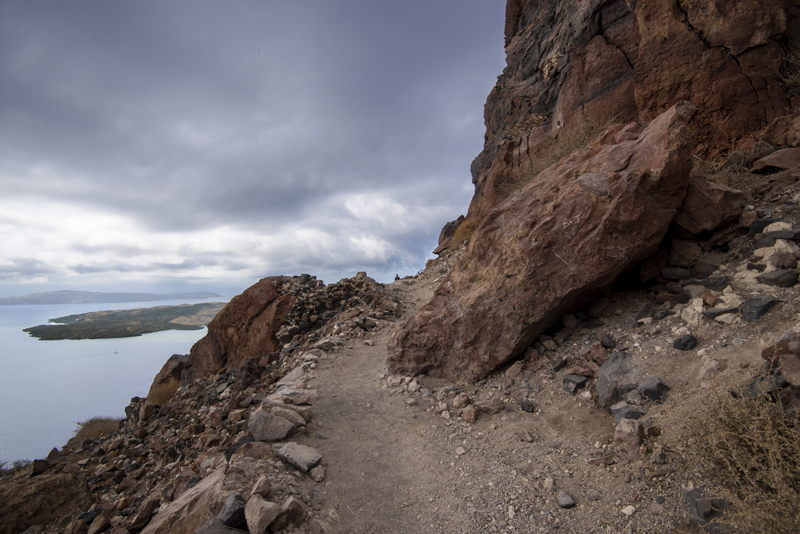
[0,1,505,295]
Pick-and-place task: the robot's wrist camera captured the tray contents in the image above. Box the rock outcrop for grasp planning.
[184,277,295,382]
[388,102,694,381]
[461,0,792,224]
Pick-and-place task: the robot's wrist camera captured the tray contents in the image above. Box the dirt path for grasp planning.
[294,275,707,534]
[299,279,478,533]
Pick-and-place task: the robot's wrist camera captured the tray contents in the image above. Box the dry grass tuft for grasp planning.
[782,47,800,91]
[690,378,800,534]
[67,417,121,447]
[147,375,181,405]
[690,140,776,197]
[451,217,482,248]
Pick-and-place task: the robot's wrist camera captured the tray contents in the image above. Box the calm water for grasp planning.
[0,299,227,464]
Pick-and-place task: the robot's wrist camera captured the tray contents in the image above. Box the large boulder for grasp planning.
[454,0,789,247]
[184,277,295,382]
[388,102,694,381]
[674,176,744,235]
[141,457,269,534]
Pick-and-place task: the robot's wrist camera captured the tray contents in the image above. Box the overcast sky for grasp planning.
[0,1,506,297]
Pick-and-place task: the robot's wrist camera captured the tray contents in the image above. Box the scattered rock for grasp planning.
[620,505,636,517]
[461,406,477,424]
[614,419,644,461]
[244,495,281,534]
[672,335,697,351]
[741,296,779,322]
[562,374,588,394]
[637,377,669,402]
[248,410,295,442]
[597,352,639,409]
[756,269,798,287]
[556,491,575,509]
[217,493,247,530]
[685,488,728,534]
[271,442,323,472]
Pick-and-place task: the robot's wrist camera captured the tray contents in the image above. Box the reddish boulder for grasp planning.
[184,278,295,382]
[451,0,790,254]
[674,177,744,235]
[388,102,694,381]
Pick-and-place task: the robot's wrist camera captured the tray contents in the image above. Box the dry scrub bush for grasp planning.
[147,375,180,405]
[67,417,121,447]
[691,380,800,534]
[690,139,776,196]
[782,47,800,91]
[451,217,482,248]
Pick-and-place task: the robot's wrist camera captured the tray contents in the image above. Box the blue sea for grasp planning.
[0,299,228,464]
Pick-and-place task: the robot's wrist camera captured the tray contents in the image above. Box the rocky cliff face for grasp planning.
[464,0,795,221]
[397,0,800,381]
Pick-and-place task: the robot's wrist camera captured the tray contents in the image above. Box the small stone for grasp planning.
[636,376,669,402]
[702,307,739,320]
[217,493,247,529]
[756,269,798,287]
[29,459,49,477]
[650,444,666,464]
[611,401,646,423]
[543,477,555,491]
[749,217,780,236]
[272,442,323,472]
[520,399,535,413]
[475,396,505,414]
[455,447,467,456]
[600,334,616,349]
[461,406,477,424]
[309,465,326,482]
[614,418,644,461]
[556,490,575,508]
[245,495,281,534]
[673,334,697,351]
[741,296,779,322]
[249,410,295,442]
[251,475,271,497]
[563,374,588,394]
[765,229,800,240]
[271,496,308,531]
[597,352,639,409]
[621,505,636,516]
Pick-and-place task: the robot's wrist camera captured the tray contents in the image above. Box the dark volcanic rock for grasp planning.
[756,269,798,287]
[597,352,639,409]
[388,103,695,381]
[673,335,698,351]
[741,296,779,322]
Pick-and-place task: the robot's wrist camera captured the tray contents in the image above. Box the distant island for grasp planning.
[23,302,226,340]
[0,290,222,305]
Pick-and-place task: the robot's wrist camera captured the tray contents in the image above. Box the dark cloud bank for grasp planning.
[0,1,506,296]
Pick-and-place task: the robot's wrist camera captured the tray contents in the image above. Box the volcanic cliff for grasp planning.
[388,0,800,381]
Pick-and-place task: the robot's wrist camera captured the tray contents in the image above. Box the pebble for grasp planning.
[621,505,636,516]
[556,490,575,509]
[672,334,697,351]
[455,447,467,456]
